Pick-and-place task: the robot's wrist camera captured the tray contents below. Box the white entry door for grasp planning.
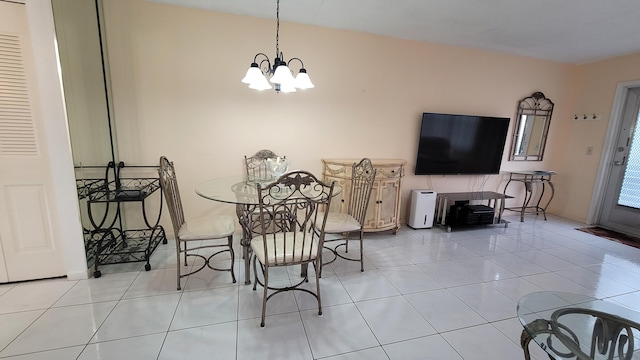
[0,1,67,282]
[598,87,640,236]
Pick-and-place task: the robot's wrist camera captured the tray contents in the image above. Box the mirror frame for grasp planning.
[510,91,554,161]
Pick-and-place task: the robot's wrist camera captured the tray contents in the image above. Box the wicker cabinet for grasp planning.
[322,159,406,234]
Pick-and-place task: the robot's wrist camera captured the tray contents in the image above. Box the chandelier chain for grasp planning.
[275,0,280,58]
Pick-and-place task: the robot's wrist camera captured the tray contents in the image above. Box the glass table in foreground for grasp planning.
[517,291,640,360]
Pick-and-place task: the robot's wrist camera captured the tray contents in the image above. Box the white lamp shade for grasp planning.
[279,82,297,93]
[248,74,272,90]
[241,65,263,84]
[270,64,295,85]
[294,71,315,89]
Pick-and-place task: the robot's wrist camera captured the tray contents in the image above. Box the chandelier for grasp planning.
[240,0,314,93]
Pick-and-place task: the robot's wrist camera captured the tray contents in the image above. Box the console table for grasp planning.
[503,171,555,222]
[435,191,512,232]
[322,159,405,234]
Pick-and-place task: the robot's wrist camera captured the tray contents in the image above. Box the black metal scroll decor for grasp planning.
[522,307,640,360]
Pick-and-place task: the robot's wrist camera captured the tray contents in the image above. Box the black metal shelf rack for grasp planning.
[76,161,167,278]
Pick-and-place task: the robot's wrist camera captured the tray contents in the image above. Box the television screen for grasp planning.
[415,113,510,175]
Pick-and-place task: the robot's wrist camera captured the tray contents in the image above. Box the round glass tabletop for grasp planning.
[517,291,640,360]
[195,175,342,205]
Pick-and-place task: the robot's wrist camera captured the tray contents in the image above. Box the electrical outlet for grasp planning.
[586,146,593,155]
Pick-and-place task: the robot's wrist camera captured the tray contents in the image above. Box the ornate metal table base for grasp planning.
[521,307,639,360]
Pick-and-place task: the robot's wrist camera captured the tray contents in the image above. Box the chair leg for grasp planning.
[182,240,188,267]
[315,259,322,316]
[252,255,258,291]
[260,263,268,327]
[318,250,323,278]
[359,232,364,272]
[176,250,182,291]
[228,235,236,283]
[345,232,349,253]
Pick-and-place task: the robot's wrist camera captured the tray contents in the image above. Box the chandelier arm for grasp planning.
[287,57,305,70]
[258,58,272,76]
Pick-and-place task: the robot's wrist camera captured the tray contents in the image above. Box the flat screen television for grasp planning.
[415,112,510,175]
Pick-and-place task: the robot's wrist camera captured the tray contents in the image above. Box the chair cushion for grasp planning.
[318,212,361,233]
[251,232,318,266]
[178,214,235,240]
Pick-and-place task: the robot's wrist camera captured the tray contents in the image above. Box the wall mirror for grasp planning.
[52,0,118,269]
[510,92,554,161]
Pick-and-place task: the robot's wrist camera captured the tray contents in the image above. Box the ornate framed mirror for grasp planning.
[510,92,554,161]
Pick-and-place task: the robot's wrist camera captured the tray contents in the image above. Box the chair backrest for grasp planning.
[245,149,282,183]
[347,158,376,225]
[158,156,185,237]
[256,171,334,266]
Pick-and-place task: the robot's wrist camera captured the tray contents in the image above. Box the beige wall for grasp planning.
[553,53,640,222]
[101,0,614,229]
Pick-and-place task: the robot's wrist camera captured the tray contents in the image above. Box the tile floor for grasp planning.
[1,214,640,359]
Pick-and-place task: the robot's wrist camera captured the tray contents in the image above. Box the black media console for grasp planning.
[447,201,495,227]
[435,191,511,232]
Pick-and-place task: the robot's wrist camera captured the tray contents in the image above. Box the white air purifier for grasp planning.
[408,189,437,229]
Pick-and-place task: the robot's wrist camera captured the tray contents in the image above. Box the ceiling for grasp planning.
[149,0,640,64]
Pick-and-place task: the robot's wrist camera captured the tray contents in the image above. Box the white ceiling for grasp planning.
[149,0,640,64]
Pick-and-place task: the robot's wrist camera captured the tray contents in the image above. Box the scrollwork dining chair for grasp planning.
[244,149,283,183]
[318,158,376,276]
[251,171,334,327]
[158,156,236,290]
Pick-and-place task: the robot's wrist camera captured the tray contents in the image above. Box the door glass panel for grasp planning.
[618,112,640,208]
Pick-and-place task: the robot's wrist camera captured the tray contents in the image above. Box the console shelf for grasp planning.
[435,191,512,232]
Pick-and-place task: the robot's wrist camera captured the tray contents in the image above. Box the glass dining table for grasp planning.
[195,176,340,284]
[517,291,640,360]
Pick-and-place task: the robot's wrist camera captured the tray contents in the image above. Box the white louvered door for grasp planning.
[0,1,67,282]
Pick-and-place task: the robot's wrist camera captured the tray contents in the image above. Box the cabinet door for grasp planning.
[325,175,350,214]
[362,180,380,229]
[377,178,401,228]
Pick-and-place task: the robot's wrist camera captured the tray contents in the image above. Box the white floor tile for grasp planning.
[170,286,238,330]
[0,279,76,314]
[441,323,523,360]
[237,312,313,360]
[483,253,548,276]
[90,294,180,343]
[404,289,485,333]
[319,346,389,360]
[418,261,482,287]
[491,317,551,360]
[0,302,116,357]
[383,334,463,360]
[301,303,379,359]
[0,310,44,351]
[122,267,182,298]
[0,283,16,297]
[452,257,518,281]
[54,272,138,307]
[379,265,443,294]
[514,249,576,271]
[0,346,85,360]
[488,277,544,302]
[293,274,353,311]
[160,322,236,360]
[79,333,165,360]
[237,278,299,320]
[448,282,518,322]
[337,270,400,302]
[556,267,635,298]
[356,295,436,344]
